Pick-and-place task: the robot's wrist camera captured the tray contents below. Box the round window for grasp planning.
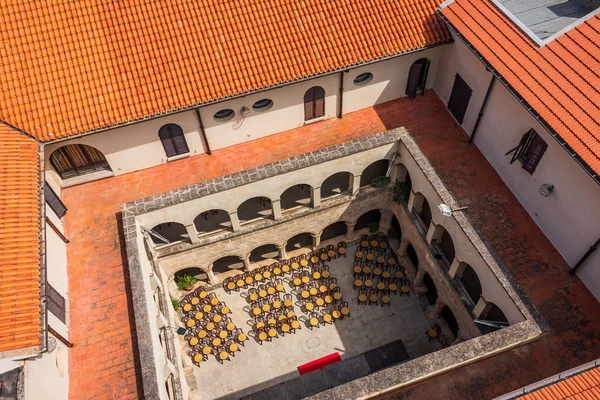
[252,99,274,112]
[213,109,235,122]
[353,72,373,86]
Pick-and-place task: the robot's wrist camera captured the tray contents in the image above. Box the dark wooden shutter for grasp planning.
[159,125,177,157]
[304,88,315,121]
[447,74,472,124]
[45,185,67,218]
[46,283,66,323]
[522,133,547,174]
[314,87,325,118]
[169,125,189,155]
[406,63,422,98]
[505,130,531,164]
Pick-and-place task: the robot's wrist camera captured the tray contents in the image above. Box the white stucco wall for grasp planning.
[434,38,600,300]
[45,207,70,338]
[25,338,69,400]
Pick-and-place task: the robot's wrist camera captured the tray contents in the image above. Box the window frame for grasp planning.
[353,72,373,86]
[505,129,548,174]
[252,99,274,111]
[45,185,67,219]
[158,124,189,158]
[213,109,235,122]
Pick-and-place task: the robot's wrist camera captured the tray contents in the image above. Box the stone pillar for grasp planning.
[185,224,200,244]
[414,269,426,287]
[228,211,242,232]
[272,199,283,221]
[311,187,321,208]
[242,256,251,271]
[472,296,492,319]
[448,258,465,279]
[351,175,362,196]
[433,300,445,318]
[379,210,393,234]
[206,267,217,285]
[345,221,356,241]
[277,243,288,260]
[426,222,443,245]
[397,238,409,256]
[311,232,321,250]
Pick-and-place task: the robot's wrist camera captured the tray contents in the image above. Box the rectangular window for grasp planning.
[46,283,66,323]
[447,74,472,125]
[505,129,548,174]
[45,185,67,218]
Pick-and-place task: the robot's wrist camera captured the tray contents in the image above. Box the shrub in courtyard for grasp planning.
[368,221,379,232]
[171,298,180,310]
[176,274,198,291]
[371,175,391,187]
[393,180,410,206]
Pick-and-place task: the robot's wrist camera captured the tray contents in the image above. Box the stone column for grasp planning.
[206,267,217,285]
[414,269,427,287]
[311,232,322,250]
[242,255,251,271]
[277,243,288,260]
[397,238,409,256]
[185,224,200,244]
[379,210,393,234]
[407,190,422,213]
[472,296,491,319]
[433,300,445,318]
[311,187,321,208]
[426,222,443,245]
[272,199,283,220]
[351,175,362,196]
[228,211,242,232]
[448,258,465,279]
[345,221,356,241]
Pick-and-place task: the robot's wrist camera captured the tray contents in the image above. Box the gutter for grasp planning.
[38,144,49,354]
[468,75,495,144]
[42,41,453,145]
[569,236,600,275]
[436,10,600,186]
[194,108,212,155]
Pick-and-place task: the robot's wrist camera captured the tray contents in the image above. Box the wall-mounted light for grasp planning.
[438,203,469,217]
[240,106,251,118]
[539,184,554,197]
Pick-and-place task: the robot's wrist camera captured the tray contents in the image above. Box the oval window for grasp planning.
[354,72,373,86]
[252,99,274,112]
[213,109,235,122]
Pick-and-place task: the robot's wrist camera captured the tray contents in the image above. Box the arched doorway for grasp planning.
[321,172,351,199]
[460,264,482,304]
[321,221,347,242]
[406,58,430,98]
[194,209,231,235]
[237,197,273,223]
[212,256,244,275]
[423,273,438,305]
[359,160,390,188]
[150,222,187,244]
[280,184,312,211]
[286,232,313,253]
[304,86,325,121]
[407,243,419,269]
[439,229,455,263]
[50,144,112,179]
[249,244,279,263]
[355,209,382,232]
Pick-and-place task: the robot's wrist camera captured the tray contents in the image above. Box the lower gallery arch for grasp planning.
[150,222,187,244]
[212,255,244,275]
[174,267,208,284]
[320,221,347,242]
[354,209,382,232]
[194,209,231,234]
[407,243,419,269]
[441,306,459,340]
[249,244,280,263]
[423,272,438,305]
[285,232,313,253]
[389,214,402,240]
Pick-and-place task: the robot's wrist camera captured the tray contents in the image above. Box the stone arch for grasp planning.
[249,243,280,263]
[173,267,208,284]
[484,302,509,325]
[422,271,438,306]
[439,228,455,264]
[359,159,390,188]
[407,242,419,269]
[321,221,347,242]
[193,209,231,235]
[389,213,402,240]
[354,209,382,232]
[285,232,314,253]
[280,184,312,211]
[150,222,187,245]
[458,263,482,304]
[49,143,112,179]
[237,196,273,223]
[212,255,244,275]
[441,304,459,340]
[321,171,353,199]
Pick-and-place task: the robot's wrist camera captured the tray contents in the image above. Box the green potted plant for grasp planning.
[371,175,391,188]
[171,297,181,310]
[176,274,198,291]
[368,221,379,232]
[393,180,411,205]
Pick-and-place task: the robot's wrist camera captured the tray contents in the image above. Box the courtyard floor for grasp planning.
[188,244,440,399]
[62,91,600,399]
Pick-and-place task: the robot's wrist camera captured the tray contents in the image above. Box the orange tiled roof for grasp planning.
[440,0,600,177]
[0,0,450,142]
[0,124,41,353]
[517,365,600,399]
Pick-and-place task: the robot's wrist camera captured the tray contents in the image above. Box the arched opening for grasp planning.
[174,267,208,284]
[150,222,187,244]
[212,255,244,275]
[158,123,189,157]
[249,244,279,263]
[280,184,312,211]
[285,233,313,253]
[439,229,455,264]
[321,221,347,242]
[360,160,390,188]
[355,209,382,232]
[485,303,509,325]
[193,209,231,235]
[50,144,112,179]
[321,172,351,199]
[441,306,459,339]
[304,86,325,121]
[420,197,432,227]
[393,165,412,206]
[406,58,430,98]
[407,243,419,269]
[389,215,402,240]
[460,264,482,304]
[237,197,273,223]
[423,273,438,305]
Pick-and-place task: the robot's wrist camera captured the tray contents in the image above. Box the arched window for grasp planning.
[406,58,430,98]
[50,144,112,179]
[304,86,325,121]
[159,124,189,157]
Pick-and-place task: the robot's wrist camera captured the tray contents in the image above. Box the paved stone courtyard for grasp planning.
[185,244,440,399]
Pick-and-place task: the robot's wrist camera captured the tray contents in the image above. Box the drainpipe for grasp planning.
[195,108,212,155]
[338,71,345,119]
[468,75,495,144]
[569,236,600,275]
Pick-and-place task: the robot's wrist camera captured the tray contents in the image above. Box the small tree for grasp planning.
[176,274,198,291]
[393,180,411,206]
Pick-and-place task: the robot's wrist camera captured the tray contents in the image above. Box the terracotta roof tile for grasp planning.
[0,0,449,141]
[518,366,600,399]
[440,0,600,177]
[0,124,41,353]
